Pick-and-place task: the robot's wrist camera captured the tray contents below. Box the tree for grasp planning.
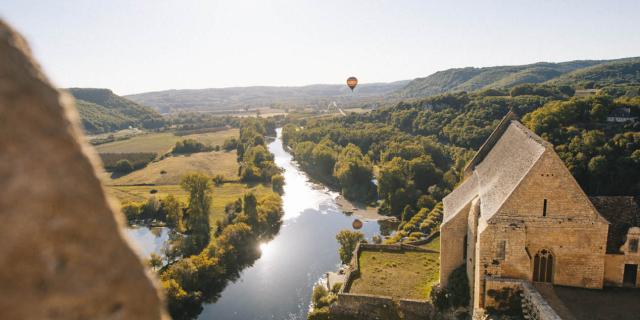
[114,159,134,173]
[162,195,184,232]
[180,173,212,255]
[333,144,375,201]
[271,174,285,193]
[243,192,259,229]
[401,205,414,223]
[335,230,364,264]
[147,253,163,271]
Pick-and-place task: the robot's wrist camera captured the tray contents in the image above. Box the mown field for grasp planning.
[349,241,440,300]
[94,128,238,154]
[96,127,271,224]
[107,183,275,223]
[104,151,239,185]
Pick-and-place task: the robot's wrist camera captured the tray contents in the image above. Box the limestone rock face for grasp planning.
[0,20,168,319]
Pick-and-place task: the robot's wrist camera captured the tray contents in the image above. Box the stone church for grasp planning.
[439,112,640,311]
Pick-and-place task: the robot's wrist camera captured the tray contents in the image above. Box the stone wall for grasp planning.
[0,19,167,319]
[440,200,470,286]
[331,293,435,320]
[604,251,640,287]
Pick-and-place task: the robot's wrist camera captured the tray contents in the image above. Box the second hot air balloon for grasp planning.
[346,76,358,91]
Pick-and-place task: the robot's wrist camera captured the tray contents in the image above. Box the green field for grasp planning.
[107,183,275,223]
[104,151,239,185]
[349,249,440,300]
[94,128,238,154]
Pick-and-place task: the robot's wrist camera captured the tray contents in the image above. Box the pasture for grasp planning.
[104,151,239,185]
[94,128,238,154]
[349,249,440,300]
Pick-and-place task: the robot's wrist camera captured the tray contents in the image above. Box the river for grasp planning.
[201,128,387,320]
[127,128,388,319]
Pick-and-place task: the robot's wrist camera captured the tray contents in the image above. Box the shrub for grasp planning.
[307,307,330,320]
[336,230,364,264]
[271,174,284,192]
[213,174,225,186]
[172,139,209,154]
[448,265,470,308]
[122,202,142,221]
[223,137,238,151]
[430,284,449,311]
[114,159,134,173]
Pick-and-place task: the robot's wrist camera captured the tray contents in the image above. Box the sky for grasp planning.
[1,0,639,95]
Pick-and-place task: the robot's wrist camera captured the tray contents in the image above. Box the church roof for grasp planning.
[443,174,477,224]
[590,196,640,254]
[443,116,550,224]
[474,121,548,220]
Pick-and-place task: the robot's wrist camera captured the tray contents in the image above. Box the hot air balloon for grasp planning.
[352,219,363,230]
[346,76,358,91]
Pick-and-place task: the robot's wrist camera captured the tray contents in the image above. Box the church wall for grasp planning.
[482,149,609,290]
[439,201,470,287]
[466,197,480,309]
[497,149,603,220]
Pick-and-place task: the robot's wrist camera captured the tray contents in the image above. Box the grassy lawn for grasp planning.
[104,151,239,185]
[419,235,441,251]
[94,128,238,154]
[107,183,275,223]
[349,249,440,300]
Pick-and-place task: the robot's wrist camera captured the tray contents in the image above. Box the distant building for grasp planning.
[439,112,640,313]
[607,107,637,122]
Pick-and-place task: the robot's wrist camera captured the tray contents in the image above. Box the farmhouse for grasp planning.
[440,112,640,313]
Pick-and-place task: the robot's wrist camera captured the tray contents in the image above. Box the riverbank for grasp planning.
[334,195,396,222]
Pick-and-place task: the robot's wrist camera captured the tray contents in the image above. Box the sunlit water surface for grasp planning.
[198,128,383,320]
[125,226,170,258]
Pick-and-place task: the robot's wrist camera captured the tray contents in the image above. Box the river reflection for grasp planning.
[199,129,385,320]
[125,226,170,258]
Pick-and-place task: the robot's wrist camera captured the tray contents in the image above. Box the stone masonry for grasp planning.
[0,19,167,319]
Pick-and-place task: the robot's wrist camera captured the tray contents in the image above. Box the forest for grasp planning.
[284,83,640,220]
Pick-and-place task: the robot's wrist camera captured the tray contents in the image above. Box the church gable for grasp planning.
[473,121,546,221]
[493,148,603,221]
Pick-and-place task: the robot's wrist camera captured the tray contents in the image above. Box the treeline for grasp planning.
[100,152,157,173]
[523,95,640,195]
[237,118,283,185]
[172,139,214,154]
[165,113,240,132]
[286,83,640,218]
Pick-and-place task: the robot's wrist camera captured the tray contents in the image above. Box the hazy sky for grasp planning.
[2,0,639,95]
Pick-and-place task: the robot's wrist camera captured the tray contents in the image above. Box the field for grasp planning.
[96,127,272,224]
[107,183,275,223]
[103,151,239,185]
[94,128,238,154]
[349,249,440,300]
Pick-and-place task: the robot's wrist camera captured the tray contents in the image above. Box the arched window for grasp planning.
[533,249,554,283]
